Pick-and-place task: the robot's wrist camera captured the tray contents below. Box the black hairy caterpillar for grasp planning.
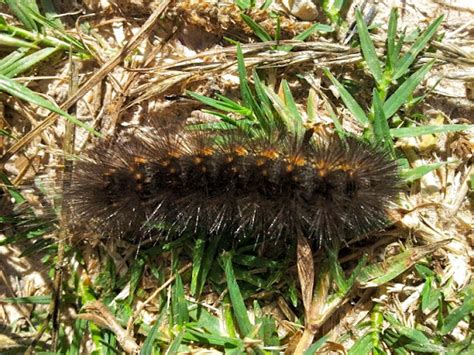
[66,124,401,247]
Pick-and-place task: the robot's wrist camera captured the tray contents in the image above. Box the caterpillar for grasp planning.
[65,123,402,247]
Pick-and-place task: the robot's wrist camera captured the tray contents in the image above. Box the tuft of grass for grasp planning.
[238,11,333,52]
[0,3,99,138]
[322,0,350,26]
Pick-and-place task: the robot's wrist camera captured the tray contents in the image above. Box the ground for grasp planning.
[0,0,472,354]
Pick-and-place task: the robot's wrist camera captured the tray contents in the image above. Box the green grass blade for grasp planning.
[323,68,369,127]
[327,249,348,295]
[186,119,237,132]
[440,289,474,335]
[384,319,448,353]
[222,252,253,337]
[187,90,251,116]
[394,30,406,62]
[401,162,445,182]
[0,33,38,48]
[77,278,106,353]
[294,23,333,41]
[236,44,260,119]
[386,8,399,71]
[0,295,52,304]
[232,267,266,289]
[383,60,435,118]
[231,45,266,134]
[189,306,221,335]
[0,74,97,137]
[128,257,145,304]
[195,234,222,297]
[369,304,384,352]
[39,0,63,28]
[22,5,88,52]
[215,93,244,106]
[304,335,329,355]
[346,254,368,289]
[322,0,345,23]
[259,316,279,348]
[0,16,85,54]
[235,0,256,10]
[184,327,243,349]
[263,85,297,135]
[252,70,271,109]
[232,254,279,269]
[0,128,14,138]
[190,238,205,296]
[2,47,58,78]
[390,124,473,138]
[252,70,275,133]
[306,88,318,124]
[203,110,237,123]
[281,80,302,123]
[274,15,281,43]
[236,44,251,107]
[281,80,304,138]
[348,332,374,355]
[223,302,238,339]
[277,23,333,51]
[324,100,346,138]
[356,9,383,84]
[0,171,27,204]
[372,89,394,154]
[68,318,87,355]
[415,263,436,278]
[260,0,272,10]
[140,306,166,355]
[0,48,28,72]
[176,274,189,326]
[420,276,441,313]
[358,250,416,286]
[165,329,184,355]
[5,0,40,31]
[357,243,446,287]
[188,114,254,132]
[288,279,298,307]
[240,14,273,42]
[393,15,443,80]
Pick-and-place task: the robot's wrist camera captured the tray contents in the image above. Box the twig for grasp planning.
[126,262,192,334]
[51,52,79,352]
[24,314,52,355]
[78,301,140,354]
[448,165,473,217]
[296,233,314,320]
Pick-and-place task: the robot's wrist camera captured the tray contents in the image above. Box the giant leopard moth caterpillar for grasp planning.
[66,120,402,247]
